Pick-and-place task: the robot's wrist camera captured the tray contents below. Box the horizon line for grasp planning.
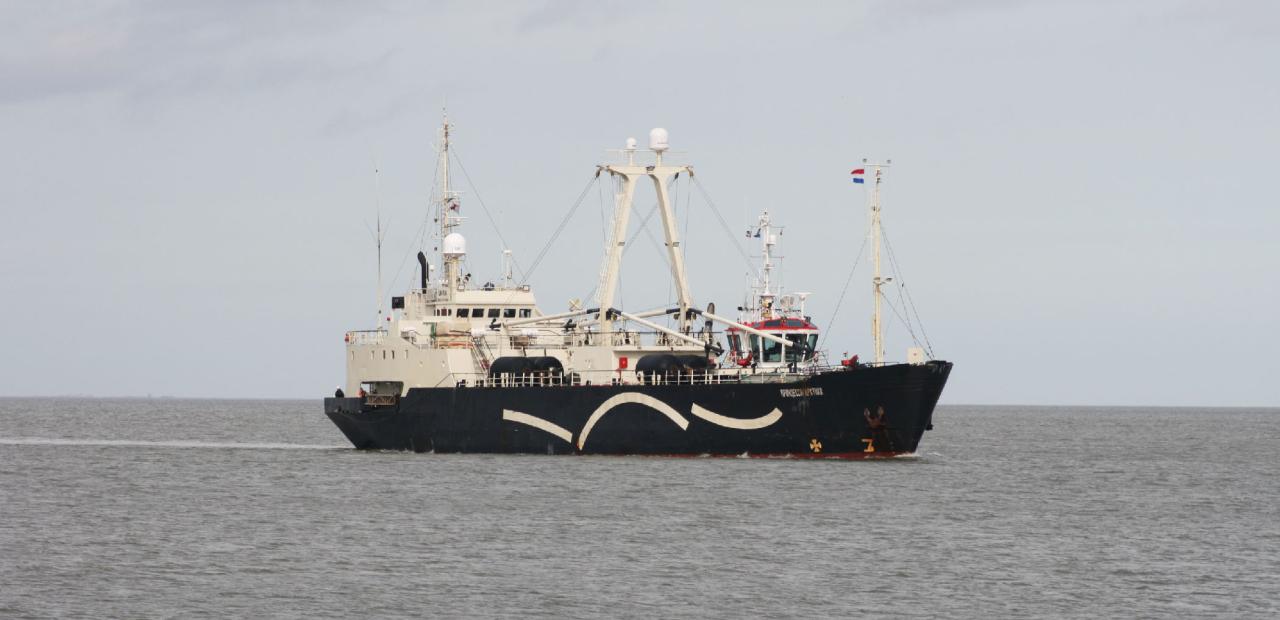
[0,394,1275,410]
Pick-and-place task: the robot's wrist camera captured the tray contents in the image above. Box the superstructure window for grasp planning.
[472,308,484,317]
[457,308,470,318]
[487,308,500,318]
[519,309,532,318]
[785,334,814,362]
[762,335,782,363]
[503,308,516,318]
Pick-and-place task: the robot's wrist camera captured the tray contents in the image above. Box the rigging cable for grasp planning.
[816,232,870,352]
[577,198,672,305]
[386,207,431,298]
[385,142,442,295]
[488,173,601,311]
[881,223,935,357]
[675,173,693,320]
[880,292,929,353]
[691,177,761,281]
[450,147,526,280]
[520,174,599,285]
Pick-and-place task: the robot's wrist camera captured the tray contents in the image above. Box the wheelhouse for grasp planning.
[727,318,819,366]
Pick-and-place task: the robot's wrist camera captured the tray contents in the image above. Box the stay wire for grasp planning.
[881,224,935,357]
[578,199,669,306]
[817,233,870,353]
[880,293,928,353]
[386,213,432,296]
[487,173,600,311]
[521,174,599,285]
[691,177,761,281]
[449,147,525,280]
[385,138,450,296]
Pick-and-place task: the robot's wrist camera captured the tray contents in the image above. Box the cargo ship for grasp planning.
[324,119,951,457]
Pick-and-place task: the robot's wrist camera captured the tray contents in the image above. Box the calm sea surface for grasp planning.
[1,399,1277,618]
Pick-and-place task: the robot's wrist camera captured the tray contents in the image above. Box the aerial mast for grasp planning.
[437,113,466,299]
[373,161,386,329]
[865,159,892,365]
[757,210,776,319]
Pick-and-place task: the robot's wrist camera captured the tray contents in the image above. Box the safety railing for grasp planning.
[452,366,823,389]
[345,330,386,345]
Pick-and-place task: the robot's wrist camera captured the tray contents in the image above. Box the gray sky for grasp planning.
[2,1,1276,406]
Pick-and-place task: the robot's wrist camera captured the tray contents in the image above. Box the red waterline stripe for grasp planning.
[590,451,913,460]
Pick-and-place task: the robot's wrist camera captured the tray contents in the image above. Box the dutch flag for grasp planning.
[851,168,865,184]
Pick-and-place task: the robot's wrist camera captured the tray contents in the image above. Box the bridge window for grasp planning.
[472,308,484,317]
[520,309,532,318]
[503,308,516,318]
[457,308,470,318]
[762,335,783,363]
[487,308,500,318]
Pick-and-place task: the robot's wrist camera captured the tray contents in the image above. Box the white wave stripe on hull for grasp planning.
[501,410,574,443]
[577,393,690,450]
[689,404,783,430]
[503,394,789,450]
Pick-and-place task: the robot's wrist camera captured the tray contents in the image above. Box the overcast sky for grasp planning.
[1,1,1276,405]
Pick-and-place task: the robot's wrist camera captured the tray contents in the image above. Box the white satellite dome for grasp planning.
[442,232,467,257]
[649,128,669,152]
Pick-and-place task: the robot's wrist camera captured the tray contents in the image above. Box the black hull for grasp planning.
[324,361,952,457]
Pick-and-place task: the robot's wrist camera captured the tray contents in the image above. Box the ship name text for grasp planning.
[779,387,823,398]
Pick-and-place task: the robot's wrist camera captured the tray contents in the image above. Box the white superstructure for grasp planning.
[344,121,811,398]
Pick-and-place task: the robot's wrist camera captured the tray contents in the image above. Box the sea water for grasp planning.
[1,398,1277,618]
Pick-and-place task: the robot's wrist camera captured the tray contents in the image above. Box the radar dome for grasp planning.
[443,232,467,257]
[649,128,669,152]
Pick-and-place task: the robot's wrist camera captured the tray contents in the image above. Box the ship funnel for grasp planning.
[417,251,428,289]
[649,128,668,152]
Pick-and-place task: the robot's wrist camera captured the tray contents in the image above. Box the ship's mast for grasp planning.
[373,162,386,329]
[757,210,776,319]
[438,114,464,299]
[866,159,891,365]
[597,129,694,335]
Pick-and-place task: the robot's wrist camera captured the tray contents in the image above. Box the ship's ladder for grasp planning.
[470,334,494,374]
